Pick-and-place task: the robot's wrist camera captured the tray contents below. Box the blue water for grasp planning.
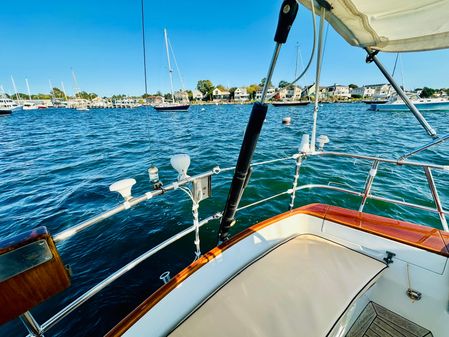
[1,104,448,336]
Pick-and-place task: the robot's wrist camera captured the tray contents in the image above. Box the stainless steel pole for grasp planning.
[20,311,42,337]
[359,160,379,212]
[424,167,449,231]
[365,48,437,139]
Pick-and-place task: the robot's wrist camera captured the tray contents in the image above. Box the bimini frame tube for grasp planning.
[365,48,437,139]
[218,0,298,242]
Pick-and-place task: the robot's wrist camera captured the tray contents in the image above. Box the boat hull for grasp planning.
[362,99,388,104]
[272,101,310,107]
[0,109,12,115]
[153,104,190,112]
[370,101,449,111]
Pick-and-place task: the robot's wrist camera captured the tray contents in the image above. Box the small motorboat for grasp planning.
[369,96,449,111]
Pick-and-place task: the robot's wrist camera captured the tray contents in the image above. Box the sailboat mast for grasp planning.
[25,78,32,100]
[71,69,80,99]
[295,42,299,78]
[10,76,20,103]
[141,0,148,97]
[61,81,68,100]
[49,80,54,100]
[164,29,175,103]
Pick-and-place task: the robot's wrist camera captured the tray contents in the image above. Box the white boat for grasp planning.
[0,96,21,115]
[2,1,449,337]
[154,29,190,112]
[22,102,39,110]
[370,95,449,111]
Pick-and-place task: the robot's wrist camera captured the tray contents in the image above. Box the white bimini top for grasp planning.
[300,0,449,52]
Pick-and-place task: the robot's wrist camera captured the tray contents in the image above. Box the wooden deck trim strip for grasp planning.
[105,203,448,336]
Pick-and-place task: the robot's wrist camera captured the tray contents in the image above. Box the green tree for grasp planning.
[186,90,193,101]
[216,84,226,91]
[420,87,435,98]
[229,87,237,100]
[197,80,214,101]
[111,94,126,100]
[349,84,358,89]
[31,93,51,100]
[260,77,273,87]
[246,84,260,100]
[278,80,289,88]
[78,91,97,100]
[51,87,66,99]
[164,93,173,101]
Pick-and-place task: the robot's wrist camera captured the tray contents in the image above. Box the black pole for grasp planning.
[218,0,298,242]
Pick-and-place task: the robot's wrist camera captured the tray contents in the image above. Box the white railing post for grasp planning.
[289,155,304,210]
[424,167,449,231]
[359,160,380,212]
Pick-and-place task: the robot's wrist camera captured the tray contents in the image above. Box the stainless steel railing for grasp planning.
[21,149,448,336]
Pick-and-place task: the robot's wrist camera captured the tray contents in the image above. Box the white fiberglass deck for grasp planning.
[169,234,386,337]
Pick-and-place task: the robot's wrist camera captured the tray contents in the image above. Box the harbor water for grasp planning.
[1,103,448,336]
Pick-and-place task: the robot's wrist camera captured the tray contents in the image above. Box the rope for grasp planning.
[168,38,186,92]
[177,187,201,259]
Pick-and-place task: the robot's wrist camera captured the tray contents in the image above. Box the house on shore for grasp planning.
[286,85,302,100]
[368,84,395,99]
[350,86,375,98]
[255,87,275,100]
[174,90,189,102]
[213,88,230,101]
[192,89,204,101]
[324,84,351,100]
[234,87,250,102]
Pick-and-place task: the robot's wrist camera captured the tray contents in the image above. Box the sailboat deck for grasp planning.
[347,302,433,337]
[169,234,386,337]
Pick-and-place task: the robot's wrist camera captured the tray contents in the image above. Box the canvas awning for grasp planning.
[299,0,449,52]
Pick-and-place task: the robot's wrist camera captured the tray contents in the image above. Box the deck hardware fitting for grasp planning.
[383,251,395,265]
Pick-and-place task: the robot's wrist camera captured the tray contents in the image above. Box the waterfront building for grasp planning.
[255,87,275,100]
[234,87,250,102]
[351,86,375,98]
[212,88,230,101]
[325,84,351,100]
[192,90,204,101]
[174,90,189,102]
[365,83,395,99]
[286,85,302,100]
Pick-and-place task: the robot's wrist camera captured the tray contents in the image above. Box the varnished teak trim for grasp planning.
[105,203,449,336]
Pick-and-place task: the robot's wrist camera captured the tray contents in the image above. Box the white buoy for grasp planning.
[282,116,291,125]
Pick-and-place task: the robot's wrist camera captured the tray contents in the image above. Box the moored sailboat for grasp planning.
[154,29,190,112]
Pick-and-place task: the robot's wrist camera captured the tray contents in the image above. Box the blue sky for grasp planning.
[1,0,449,96]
